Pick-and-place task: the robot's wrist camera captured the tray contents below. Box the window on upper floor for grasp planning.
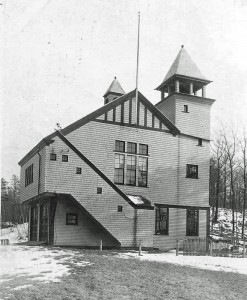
[117,205,123,212]
[76,167,82,174]
[115,140,125,152]
[155,207,169,235]
[127,142,137,154]
[97,187,102,194]
[62,155,68,162]
[126,155,136,186]
[186,164,198,179]
[139,144,148,156]
[66,213,78,225]
[186,209,199,236]
[198,138,202,146]
[25,164,33,187]
[50,153,56,161]
[183,105,188,113]
[114,153,125,184]
[138,157,148,187]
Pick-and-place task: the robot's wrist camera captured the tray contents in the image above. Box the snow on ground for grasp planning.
[0,223,28,244]
[0,246,92,285]
[117,250,247,276]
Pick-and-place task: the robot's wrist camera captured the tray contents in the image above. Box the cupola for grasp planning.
[103,77,125,105]
[155,46,211,101]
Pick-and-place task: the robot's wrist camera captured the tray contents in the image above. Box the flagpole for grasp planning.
[135,11,140,124]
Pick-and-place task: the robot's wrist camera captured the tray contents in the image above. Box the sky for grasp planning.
[1,0,247,181]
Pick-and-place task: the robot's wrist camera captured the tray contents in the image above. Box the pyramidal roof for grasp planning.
[162,46,207,83]
[103,77,125,97]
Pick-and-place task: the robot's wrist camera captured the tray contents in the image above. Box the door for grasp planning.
[30,206,38,241]
[39,203,49,241]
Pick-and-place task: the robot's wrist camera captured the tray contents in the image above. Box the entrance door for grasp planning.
[30,206,38,241]
[39,203,49,241]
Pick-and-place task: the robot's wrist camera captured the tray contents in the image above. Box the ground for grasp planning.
[0,245,247,300]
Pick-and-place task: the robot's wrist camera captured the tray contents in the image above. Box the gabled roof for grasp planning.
[160,46,208,86]
[18,89,180,166]
[103,77,125,97]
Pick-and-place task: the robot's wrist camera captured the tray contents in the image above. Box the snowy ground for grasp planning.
[0,223,28,244]
[0,246,92,286]
[117,250,247,276]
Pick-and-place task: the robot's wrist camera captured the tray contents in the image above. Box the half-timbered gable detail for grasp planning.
[19,46,214,251]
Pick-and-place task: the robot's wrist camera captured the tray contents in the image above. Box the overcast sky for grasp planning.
[2,0,247,181]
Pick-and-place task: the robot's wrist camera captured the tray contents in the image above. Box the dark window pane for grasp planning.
[76,167,82,174]
[127,142,137,154]
[155,207,169,235]
[114,154,125,184]
[139,144,148,155]
[186,209,199,236]
[126,155,136,185]
[25,164,34,187]
[115,140,125,152]
[186,164,198,179]
[66,213,78,225]
[62,155,68,162]
[138,157,148,187]
[50,153,56,161]
[198,138,202,146]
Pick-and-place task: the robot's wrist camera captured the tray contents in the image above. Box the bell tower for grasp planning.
[103,77,125,105]
[155,46,215,140]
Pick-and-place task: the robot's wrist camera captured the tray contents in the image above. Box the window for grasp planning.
[186,209,199,236]
[62,155,68,162]
[115,140,125,152]
[155,207,169,235]
[186,164,198,179]
[50,153,56,161]
[138,157,148,187]
[66,213,78,225]
[127,142,137,154]
[126,155,136,185]
[198,138,202,146]
[117,205,123,212]
[114,154,125,184]
[76,167,82,174]
[105,98,109,105]
[25,164,33,187]
[183,105,188,113]
[139,144,148,155]
[97,187,102,194]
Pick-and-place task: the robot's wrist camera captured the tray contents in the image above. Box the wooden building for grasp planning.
[19,46,215,250]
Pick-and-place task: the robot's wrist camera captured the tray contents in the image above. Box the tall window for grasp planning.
[127,142,137,154]
[186,209,199,236]
[138,157,148,187]
[186,164,198,179]
[115,140,125,152]
[155,207,169,235]
[25,164,33,187]
[126,156,136,185]
[114,154,125,184]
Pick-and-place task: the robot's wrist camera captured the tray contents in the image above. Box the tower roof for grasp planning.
[158,46,209,89]
[103,77,125,97]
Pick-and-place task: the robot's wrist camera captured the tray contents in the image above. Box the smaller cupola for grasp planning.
[103,77,125,105]
[155,46,212,101]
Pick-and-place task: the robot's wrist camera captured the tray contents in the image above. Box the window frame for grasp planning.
[66,213,78,225]
[50,153,57,161]
[139,144,148,156]
[198,138,202,146]
[186,209,199,236]
[115,140,125,153]
[25,164,34,187]
[138,156,148,187]
[126,155,136,186]
[127,142,137,154]
[186,164,198,179]
[117,205,123,212]
[155,207,169,235]
[62,155,68,162]
[76,167,82,174]
[97,187,102,194]
[183,105,189,113]
[114,153,125,184]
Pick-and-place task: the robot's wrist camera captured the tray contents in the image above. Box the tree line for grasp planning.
[210,128,247,238]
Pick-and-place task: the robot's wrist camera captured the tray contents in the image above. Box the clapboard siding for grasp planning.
[156,96,176,124]
[20,146,46,202]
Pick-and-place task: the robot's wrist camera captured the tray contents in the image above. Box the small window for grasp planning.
[155,207,169,235]
[50,153,56,161]
[127,142,137,154]
[25,164,34,187]
[183,105,188,113]
[66,213,78,225]
[62,155,68,162]
[97,187,102,194]
[117,205,123,212]
[76,167,82,174]
[115,140,125,152]
[105,98,109,104]
[186,209,199,236]
[198,138,202,146]
[139,144,148,156]
[186,164,198,179]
